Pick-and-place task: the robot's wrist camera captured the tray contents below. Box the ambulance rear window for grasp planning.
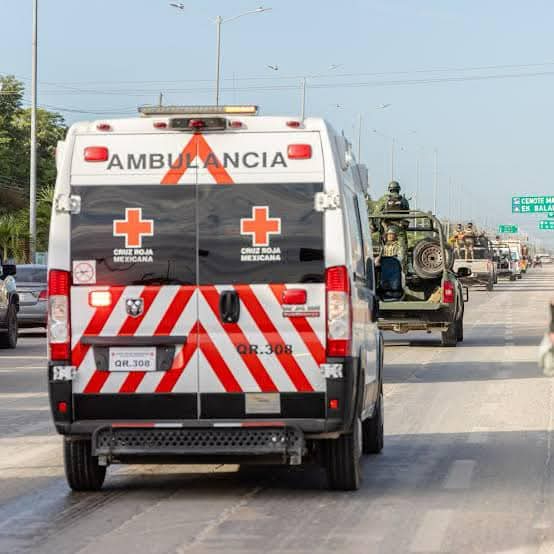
[71,186,196,286]
[198,183,324,284]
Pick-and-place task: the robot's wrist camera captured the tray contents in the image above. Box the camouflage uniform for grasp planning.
[463,222,476,260]
[382,182,409,268]
[450,224,465,258]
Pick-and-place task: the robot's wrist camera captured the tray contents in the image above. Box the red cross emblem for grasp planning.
[113,208,154,248]
[240,206,281,247]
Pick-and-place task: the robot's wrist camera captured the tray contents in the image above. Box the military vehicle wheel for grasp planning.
[509,274,516,281]
[456,317,464,342]
[441,323,458,347]
[64,438,106,491]
[412,238,446,279]
[0,304,18,349]
[362,392,384,454]
[325,417,362,491]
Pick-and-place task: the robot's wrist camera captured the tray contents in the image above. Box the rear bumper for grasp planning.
[91,423,306,465]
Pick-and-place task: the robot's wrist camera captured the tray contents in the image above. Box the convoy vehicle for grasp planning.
[47,105,384,492]
[371,211,469,347]
[538,253,553,264]
[16,264,47,328]
[506,240,524,279]
[0,262,18,348]
[452,235,497,291]
[492,242,518,281]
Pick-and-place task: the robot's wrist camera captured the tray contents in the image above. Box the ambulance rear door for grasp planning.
[195,131,328,420]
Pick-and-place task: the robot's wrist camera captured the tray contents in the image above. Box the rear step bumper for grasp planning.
[92,424,305,465]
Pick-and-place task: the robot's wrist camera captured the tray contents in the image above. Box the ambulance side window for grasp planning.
[344,190,365,278]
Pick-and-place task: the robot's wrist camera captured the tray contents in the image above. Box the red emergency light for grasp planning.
[282,289,307,305]
[84,146,109,162]
[96,123,112,132]
[287,144,312,160]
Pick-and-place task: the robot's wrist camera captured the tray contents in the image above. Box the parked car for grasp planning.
[0,263,19,348]
[15,264,47,328]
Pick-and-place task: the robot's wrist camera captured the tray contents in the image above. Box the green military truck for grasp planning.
[371,211,469,347]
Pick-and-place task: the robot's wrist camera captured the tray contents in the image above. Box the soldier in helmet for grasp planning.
[382,226,401,258]
[450,223,465,258]
[463,222,476,260]
[384,181,410,213]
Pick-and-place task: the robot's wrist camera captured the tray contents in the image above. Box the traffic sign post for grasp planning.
[539,220,554,230]
[512,195,554,214]
[498,224,518,234]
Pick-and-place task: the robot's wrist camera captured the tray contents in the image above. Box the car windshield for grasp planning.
[15,266,46,283]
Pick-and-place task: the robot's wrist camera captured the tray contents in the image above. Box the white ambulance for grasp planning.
[48,105,383,491]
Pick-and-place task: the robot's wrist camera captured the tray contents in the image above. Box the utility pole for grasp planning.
[158,92,163,106]
[300,77,307,120]
[415,158,420,210]
[433,149,438,215]
[357,114,362,161]
[391,137,396,180]
[215,15,222,106]
[29,0,38,263]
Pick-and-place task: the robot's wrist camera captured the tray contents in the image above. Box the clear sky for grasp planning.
[2,0,554,248]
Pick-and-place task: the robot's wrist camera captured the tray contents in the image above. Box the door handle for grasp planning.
[219,290,240,324]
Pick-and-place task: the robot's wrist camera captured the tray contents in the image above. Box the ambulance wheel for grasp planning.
[0,304,18,349]
[441,322,458,347]
[64,438,106,491]
[362,392,384,454]
[325,417,362,491]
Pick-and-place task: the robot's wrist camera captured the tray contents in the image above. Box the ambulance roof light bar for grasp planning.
[138,105,258,117]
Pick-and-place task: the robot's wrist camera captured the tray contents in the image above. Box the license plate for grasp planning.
[109,347,157,372]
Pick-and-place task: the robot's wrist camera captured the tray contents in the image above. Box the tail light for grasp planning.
[443,280,455,304]
[48,270,71,361]
[88,290,112,308]
[326,266,351,357]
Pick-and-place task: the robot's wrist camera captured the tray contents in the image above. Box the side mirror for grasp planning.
[1,264,16,278]
[457,267,471,278]
[365,258,375,290]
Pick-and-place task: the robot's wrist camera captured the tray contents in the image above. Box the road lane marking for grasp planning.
[0,366,44,372]
[0,356,46,360]
[410,509,453,552]
[442,460,476,490]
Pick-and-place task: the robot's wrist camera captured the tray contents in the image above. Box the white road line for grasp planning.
[442,459,476,490]
[410,509,453,552]
[0,356,46,360]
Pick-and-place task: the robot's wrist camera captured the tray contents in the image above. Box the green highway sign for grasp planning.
[512,195,554,214]
[498,224,518,234]
[539,220,554,230]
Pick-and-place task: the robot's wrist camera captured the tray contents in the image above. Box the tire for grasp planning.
[362,392,384,454]
[412,238,447,280]
[517,274,522,280]
[64,438,106,491]
[509,274,516,281]
[456,317,464,342]
[441,322,458,347]
[325,417,362,491]
[0,304,18,349]
[486,279,494,292]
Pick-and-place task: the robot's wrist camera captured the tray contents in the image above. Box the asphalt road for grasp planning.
[1,268,553,554]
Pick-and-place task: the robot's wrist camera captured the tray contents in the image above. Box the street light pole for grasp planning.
[215,15,222,106]
[300,77,306,121]
[391,137,396,180]
[29,0,38,262]
[433,148,438,215]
